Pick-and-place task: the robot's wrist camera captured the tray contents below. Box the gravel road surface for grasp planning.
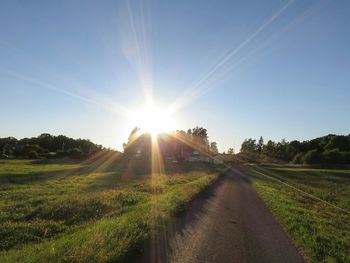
[137,167,305,263]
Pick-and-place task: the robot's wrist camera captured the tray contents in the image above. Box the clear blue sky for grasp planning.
[1,0,349,152]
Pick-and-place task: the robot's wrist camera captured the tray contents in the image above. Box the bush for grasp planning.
[302,150,324,164]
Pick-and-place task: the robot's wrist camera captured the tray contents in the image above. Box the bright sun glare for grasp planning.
[131,104,175,137]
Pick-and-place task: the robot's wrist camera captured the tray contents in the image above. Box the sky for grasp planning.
[0,0,350,152]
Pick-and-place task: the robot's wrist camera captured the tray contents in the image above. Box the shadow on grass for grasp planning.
[254,165,350,184]
[0,152,225,190]
[0,168,81,185]
[128,169,228,263]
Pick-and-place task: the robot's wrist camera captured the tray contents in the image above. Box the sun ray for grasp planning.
[168,131,213,160]
[167,0,295,114]
[126,0,154,108]
[0,68,132,118]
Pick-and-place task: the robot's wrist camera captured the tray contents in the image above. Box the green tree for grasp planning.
[263,140,276,157]
[240,139,257,153]
[325,136,350,151]
[273,139,289,160]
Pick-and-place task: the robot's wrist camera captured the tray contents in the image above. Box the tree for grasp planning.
[323,149,343,164]
[276,139,288,161]
[1,137,18,154]
[191,126,209,152]
[210,142,218,155]
[1,134,104,159]
[342,151,350,164]
[240,139,257,153]
[263,140,276,157]
[227,148,235,155]
[123,127,141,151]
[286,140,301,161]
[325,136,350,152]
[37,133,54,150]
[257,136,264,153]
[27,151,39,159]
[235,134,350,164]
[68,148,83,158]
[302,150,323,164]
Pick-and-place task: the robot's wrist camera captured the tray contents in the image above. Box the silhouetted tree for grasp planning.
[210,142,218,155]
[227,148,235,155]
[123,127,141,151]
[257,136,264,154]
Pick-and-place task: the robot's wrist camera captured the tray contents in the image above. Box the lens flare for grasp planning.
[131,103,175,138]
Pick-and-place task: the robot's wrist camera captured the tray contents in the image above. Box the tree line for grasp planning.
[1,126,219,161]
[238,134,350,164]
[6,129,348,165]
[0,133,104,159]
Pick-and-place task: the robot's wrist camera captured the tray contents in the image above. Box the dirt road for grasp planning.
[138,167,305,263]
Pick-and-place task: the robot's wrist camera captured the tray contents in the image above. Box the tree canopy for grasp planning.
[1,134,104,159]
[237,134,350,164]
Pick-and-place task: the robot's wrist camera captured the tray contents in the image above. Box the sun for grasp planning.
[131,103,175,137]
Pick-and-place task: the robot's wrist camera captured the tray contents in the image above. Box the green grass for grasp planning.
[0,158,223,262]
[242,164,350,263]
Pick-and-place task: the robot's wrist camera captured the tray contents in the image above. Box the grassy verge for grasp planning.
[0,159,223,262]
[242,164,350,263]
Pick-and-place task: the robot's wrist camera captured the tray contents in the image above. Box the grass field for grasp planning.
[0,156,223,262]
[242,164,350,263]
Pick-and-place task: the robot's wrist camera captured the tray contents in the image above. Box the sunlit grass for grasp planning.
[243,165,350,263]
[0,159,222,262]
[0,159,80,176]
